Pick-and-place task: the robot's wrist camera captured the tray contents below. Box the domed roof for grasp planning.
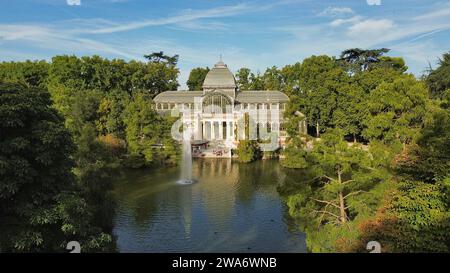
[203,60,236,90]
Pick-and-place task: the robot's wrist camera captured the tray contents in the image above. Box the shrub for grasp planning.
[236,140,261,163]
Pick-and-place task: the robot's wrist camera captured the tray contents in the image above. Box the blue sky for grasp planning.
[1,0,449,89]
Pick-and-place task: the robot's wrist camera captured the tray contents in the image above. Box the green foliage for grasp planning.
[357,180,449,252]
[377,56,408,73]
[0,82,74,217]
[236,140,261,163]
[332,83,366,140]
[70,89,103,138]
[96,89,130,138]
[363,75,430,146]
[0,60,49,88]
[235,66,285,91]
[284,129,388,251]
[123,92,160,163]
[289,55,348,136]
[47,55,179,95]
[187,67,209,90]
[280,137,308,169]
[396,108,450,182]
[339,48,390,73]
[236,68,251,90]
[144,51,179,66]
[261,66,283,90]
[425,53,450,99]
[0,83,113,252]
[123,92,180,166]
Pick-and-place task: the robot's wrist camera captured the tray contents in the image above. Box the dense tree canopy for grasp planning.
[425,53,450,99]
[339,48,390,73]
[0,83,113,252]
[0,60,49,88]
[186,67,209,91]
[279,48,448,253]
[363,75,429,147]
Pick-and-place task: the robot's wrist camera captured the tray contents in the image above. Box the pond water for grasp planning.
[113,159,307,253]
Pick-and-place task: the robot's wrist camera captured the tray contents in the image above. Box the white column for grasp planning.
[219,121,223,140]
[202,121,205,140]
[228,121,234,140]
[211,121,215,140]
[225,122,229,140]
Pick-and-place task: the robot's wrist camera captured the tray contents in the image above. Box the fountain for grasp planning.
[177,126,195,185]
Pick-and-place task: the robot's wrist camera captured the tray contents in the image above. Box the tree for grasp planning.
[0,83,113,252]
[332,83,367,142]
[144,51,179,66]
[0,60,49,88]
[425,52,450,99]
[279,62,302,95]
[356,180,449,252]
[261,66,283,90]
[123,92,168,165]
[70,89,103,139]
[376,56,408,73]
[186,67,209,91]
[96,89,130,138]
[339,48,390,73]
[395,108,450,183]
[75,123,118,233]
[363,75,430,148]
[296,55,347,137]
[308,129,376,224]
[236,68,251,90]
[280,137,309,169]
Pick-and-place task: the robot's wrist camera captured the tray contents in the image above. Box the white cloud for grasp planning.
[85,3,252,34]
[66,0,81,6]
[330,16,362,27]
[0,24,139,60]
[318,6,354,17]
[347,19,394,37]
[82,1,296,34]
[172,20,229,31]
[366,0,381,6]
[414,3,450,21]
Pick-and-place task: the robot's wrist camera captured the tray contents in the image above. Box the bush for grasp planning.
[236,140,261,163]
[97,134,127,157]
[354,180,449,252]
[281,146,308,169]
[280,136,309,169]
[122,154,146,169]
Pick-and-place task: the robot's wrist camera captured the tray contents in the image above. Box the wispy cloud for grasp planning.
[317,6,354,17]
[0,24,139,60]
[85,3,251,34]
[330,16,362,27]
[273,1,450,75]
[347,19,394,38]
[413,3,450,21]
[366,0,381,6]
[66,0,81,6]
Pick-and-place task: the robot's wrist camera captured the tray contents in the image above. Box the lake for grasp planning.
[113,159,307,253]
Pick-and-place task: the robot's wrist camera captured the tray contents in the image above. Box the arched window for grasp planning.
[202,92,233,114]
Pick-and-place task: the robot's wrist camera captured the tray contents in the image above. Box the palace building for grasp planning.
[153,60,306,157]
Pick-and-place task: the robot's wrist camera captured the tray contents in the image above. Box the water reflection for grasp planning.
[113,159,307,252]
